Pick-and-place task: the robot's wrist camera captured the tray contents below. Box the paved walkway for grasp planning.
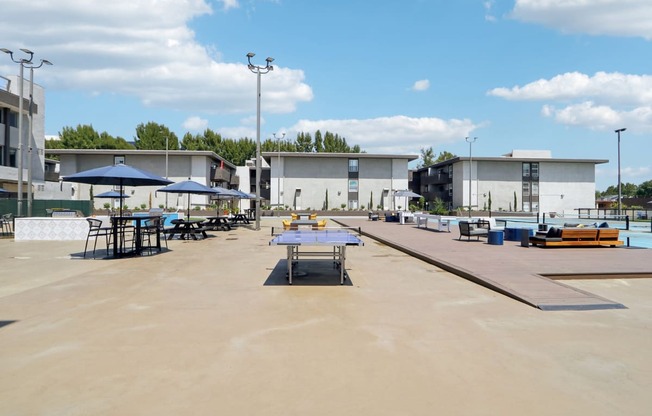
[336,218,651,310]
[1,219,652,415]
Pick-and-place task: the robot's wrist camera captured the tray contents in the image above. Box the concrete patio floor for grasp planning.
[0,218,651,415]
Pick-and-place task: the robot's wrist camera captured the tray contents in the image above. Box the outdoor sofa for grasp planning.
[529,226,623,247]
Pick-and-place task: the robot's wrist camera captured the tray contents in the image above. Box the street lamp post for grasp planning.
[1,48,34,217]
[26,58,53,217]
[273,132,285,213]
[465,137,477,218]
[615,128,626,216]
[247,52,274,231]
[164,131,169,210]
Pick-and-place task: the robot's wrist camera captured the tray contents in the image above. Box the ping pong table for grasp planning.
[269,229,364,284]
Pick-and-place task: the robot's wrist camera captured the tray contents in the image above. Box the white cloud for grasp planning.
[287,116,479,154]
[511,0,652,40]
[182,116,209,131]
[220,0,239,11]
[542,102,652,131]
[484,1,496,22]
[490,72,652,131]
[0,0,312,115]
[488,72,652,105]
[411,79,430,92]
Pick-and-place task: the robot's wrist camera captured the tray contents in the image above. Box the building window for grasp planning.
[531,163,539,179]
[522,163,530,178]
[348,159,358,173]
[348,179,358,192]
[8,111,18,128]
[522,182,530,197]
[114,155,125,165]
[532,182,539,196]
[348,200,358,209]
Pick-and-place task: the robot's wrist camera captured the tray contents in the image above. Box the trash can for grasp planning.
[520,228,531,247]
[488,230,504,245]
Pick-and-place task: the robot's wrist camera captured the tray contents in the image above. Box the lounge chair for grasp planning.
[458,220,489,241]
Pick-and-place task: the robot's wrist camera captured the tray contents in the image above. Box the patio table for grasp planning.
[165,219,207,240]
[203,216,232,231]
[111,215,161,257]
[231,213,250,224]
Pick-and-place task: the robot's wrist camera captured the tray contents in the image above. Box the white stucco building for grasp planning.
[47,149,238,211]
[0,75,47,200]
[263,152,419,211]
[412,150,607,214]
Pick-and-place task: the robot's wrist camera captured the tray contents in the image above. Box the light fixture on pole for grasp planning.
[465,136,477,218]
[246,52,274,231]
[1,48,34,217]
[273,132,285,212]
[25,57,53,217]
[614,128,626,216]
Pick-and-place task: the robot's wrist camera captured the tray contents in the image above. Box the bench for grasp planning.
[458,220,489,241]
[529,227,623,247]
[414,214,455,232]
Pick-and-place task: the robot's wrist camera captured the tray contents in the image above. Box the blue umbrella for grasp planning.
[62,164,172,217]
[95,190,130,199]
[157,180,218,220]
[0,187,8,193]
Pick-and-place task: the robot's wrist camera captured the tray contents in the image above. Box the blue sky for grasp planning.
[1,0,650,191]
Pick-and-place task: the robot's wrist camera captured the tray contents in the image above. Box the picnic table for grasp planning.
[203,216,232,231]
[231,213,250,224]
[291,219,318,228]
[269,229,364,285]
[165,219,208,240]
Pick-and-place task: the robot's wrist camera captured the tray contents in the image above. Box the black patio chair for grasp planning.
[84,218,112,258]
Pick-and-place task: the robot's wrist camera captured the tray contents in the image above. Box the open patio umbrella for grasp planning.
[157,180,218,220]
[95,190,130,212]
[62,164,172,217]
[95,190,130,199]
[394,190,422,211]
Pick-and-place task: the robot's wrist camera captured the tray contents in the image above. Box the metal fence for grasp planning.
[0,199,93,217]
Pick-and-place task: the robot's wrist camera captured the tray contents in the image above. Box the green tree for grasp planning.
[435,151,456,163]
[636,180,652,197]
[134,122,179,150]
[47,124,134,150]
[314,130,324,152]
[295,132,313,152]
[418,146,435,168]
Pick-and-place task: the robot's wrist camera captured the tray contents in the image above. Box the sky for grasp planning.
[1,0,651,191]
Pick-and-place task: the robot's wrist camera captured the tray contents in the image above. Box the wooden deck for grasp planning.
[336,218,651,310]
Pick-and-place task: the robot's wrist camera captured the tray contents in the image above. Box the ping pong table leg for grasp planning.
[287,245,293,285]
[340,246,346,284]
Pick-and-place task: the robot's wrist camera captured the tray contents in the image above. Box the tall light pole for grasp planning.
[247,52,274,231]
[26,57,53,217]
[615,128,626,216]
[465,136,477,218]
[1,48,34,217]
[273,132,285,212]
[164,130,169,210]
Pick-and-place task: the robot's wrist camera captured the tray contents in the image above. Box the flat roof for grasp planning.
[262,152,418,161]
[415,155,609,172]
[45,149,237,169]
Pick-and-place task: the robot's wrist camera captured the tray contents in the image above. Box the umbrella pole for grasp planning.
[187,193,190,220]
